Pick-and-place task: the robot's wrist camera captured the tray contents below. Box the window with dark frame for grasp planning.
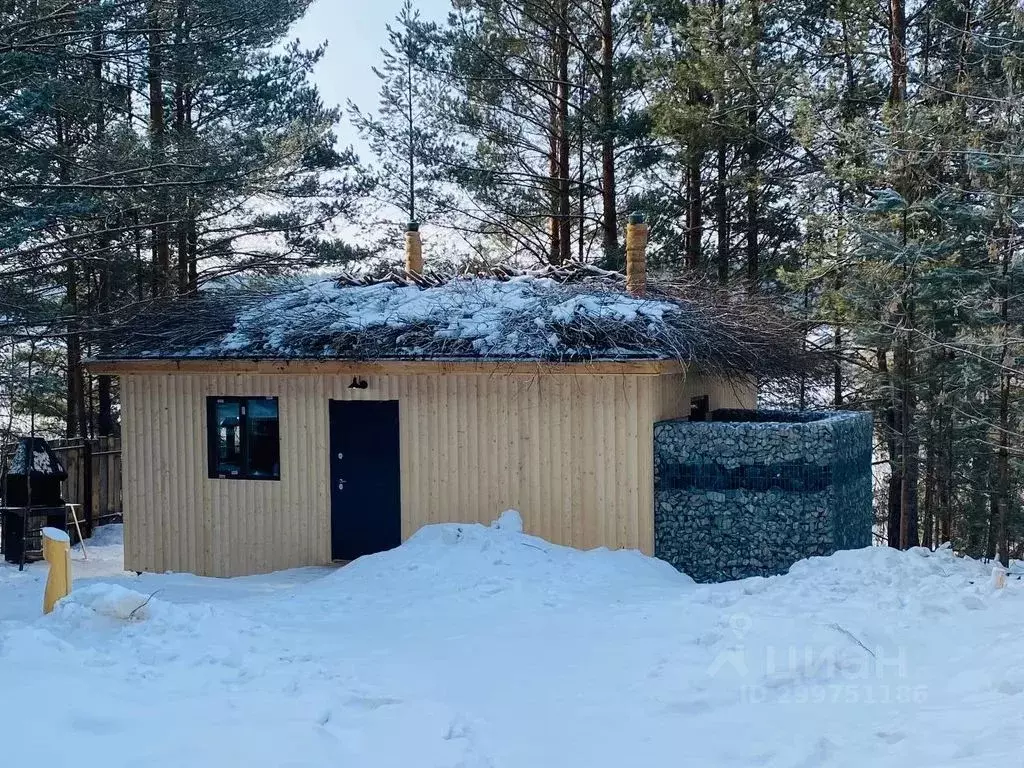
[207,397,281,480]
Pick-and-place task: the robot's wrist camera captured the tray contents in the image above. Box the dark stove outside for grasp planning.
[1,437,68,569]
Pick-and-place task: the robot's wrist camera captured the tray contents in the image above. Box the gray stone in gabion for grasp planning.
[654,409,873,584]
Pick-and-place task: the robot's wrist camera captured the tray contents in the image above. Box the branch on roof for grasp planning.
[90,264,825,386]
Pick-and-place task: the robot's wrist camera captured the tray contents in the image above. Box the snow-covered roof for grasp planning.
[95,269,812,380]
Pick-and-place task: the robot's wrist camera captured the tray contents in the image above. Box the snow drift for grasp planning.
[1,515,1021,768]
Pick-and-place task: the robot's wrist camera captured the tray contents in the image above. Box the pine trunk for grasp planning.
[92,1,114,435]
[995,235,1012,566]
[888,467,902,548]
[744,0,761,290]
[714,0,728,284]
[888,0,913,549]
[686,132,702,269]
[716,142,728,283]
[548,93,560,264]
[599,0,618,261]
[898,340,919,550]
[986,487,999,561]
[894,281,920,551]
[53,107,86,440]
[555,1,571,266]
[578,63,586,263]
[95,250,113,434]
[880,348,902,548]
[148,2,170,295]
[923,434,935,549]
[173,3,196,295]
[65,262,86,440]
[173,0,189,294]
[833,189,845,407]
[888,0,908,106]
[188,217,198,289]
[939,411,953,544]
[548,21,561,266]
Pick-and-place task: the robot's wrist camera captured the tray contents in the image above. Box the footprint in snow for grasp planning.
[444,718,496,768]
[875,730,906,745]
[952,740,982,759]
[792,737,835,768]
[346,694,403,711]
[696,630,724,646]
[69,712,122,735]
[920,602,951,616]
[663,698,710,715]
[444,718,472,741]
[962,595,986,611]
[477,580,507,597]
[995,677,1024,696]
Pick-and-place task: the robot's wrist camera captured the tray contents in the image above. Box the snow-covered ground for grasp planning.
[1,513,1022,767]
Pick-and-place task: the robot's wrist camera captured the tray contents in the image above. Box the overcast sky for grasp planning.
[291,0,450,154]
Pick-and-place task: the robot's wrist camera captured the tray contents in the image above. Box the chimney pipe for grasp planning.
[625,212,648,296]
[405,221,423,276]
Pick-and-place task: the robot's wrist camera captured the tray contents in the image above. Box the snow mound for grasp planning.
[783,543,994,596]
[87,523,124,548]
[712,541,1011,631]
[54,583,212,628]
[323,513,690,605]
[59,584,160,621]
[490,509,523,533]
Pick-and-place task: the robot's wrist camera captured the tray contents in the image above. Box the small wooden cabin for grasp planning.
[89,223,804,578]
[92,358,753,577]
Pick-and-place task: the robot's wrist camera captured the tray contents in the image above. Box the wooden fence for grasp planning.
[1,437,122,535]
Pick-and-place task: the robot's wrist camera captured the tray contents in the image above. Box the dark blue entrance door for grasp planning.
[329,400,401,561]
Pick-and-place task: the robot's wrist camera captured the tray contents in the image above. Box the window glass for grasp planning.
[207,396,281,480]
[246,398,280,479]
[213,400,243,476]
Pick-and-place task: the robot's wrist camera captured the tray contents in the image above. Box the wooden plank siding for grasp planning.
[119,370,755,577]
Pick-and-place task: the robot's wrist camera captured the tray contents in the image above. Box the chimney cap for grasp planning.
[628,212,646,225]
[406,220,420,233]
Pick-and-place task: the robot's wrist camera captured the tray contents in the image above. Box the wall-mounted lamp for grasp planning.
[348,377,369,390]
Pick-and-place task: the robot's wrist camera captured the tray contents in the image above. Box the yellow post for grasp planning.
[405,221,423,275]
[42,527,72,615]
[992,565,1007,590]
[625,212,648,296]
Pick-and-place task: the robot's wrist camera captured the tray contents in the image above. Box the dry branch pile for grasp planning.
[94,265,820,383]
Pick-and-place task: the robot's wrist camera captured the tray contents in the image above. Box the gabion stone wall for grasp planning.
[654,409,873,583]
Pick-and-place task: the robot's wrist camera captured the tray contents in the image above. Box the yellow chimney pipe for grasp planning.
[626,212,648,296]
[405,221,423,276]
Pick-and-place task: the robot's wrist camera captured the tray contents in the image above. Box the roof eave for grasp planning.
[84,357,687,377]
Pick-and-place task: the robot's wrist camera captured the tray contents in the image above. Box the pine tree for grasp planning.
[0,0,362,438]
[349,0,454,228]
[417,0,639,265]
[640,0,805,284]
